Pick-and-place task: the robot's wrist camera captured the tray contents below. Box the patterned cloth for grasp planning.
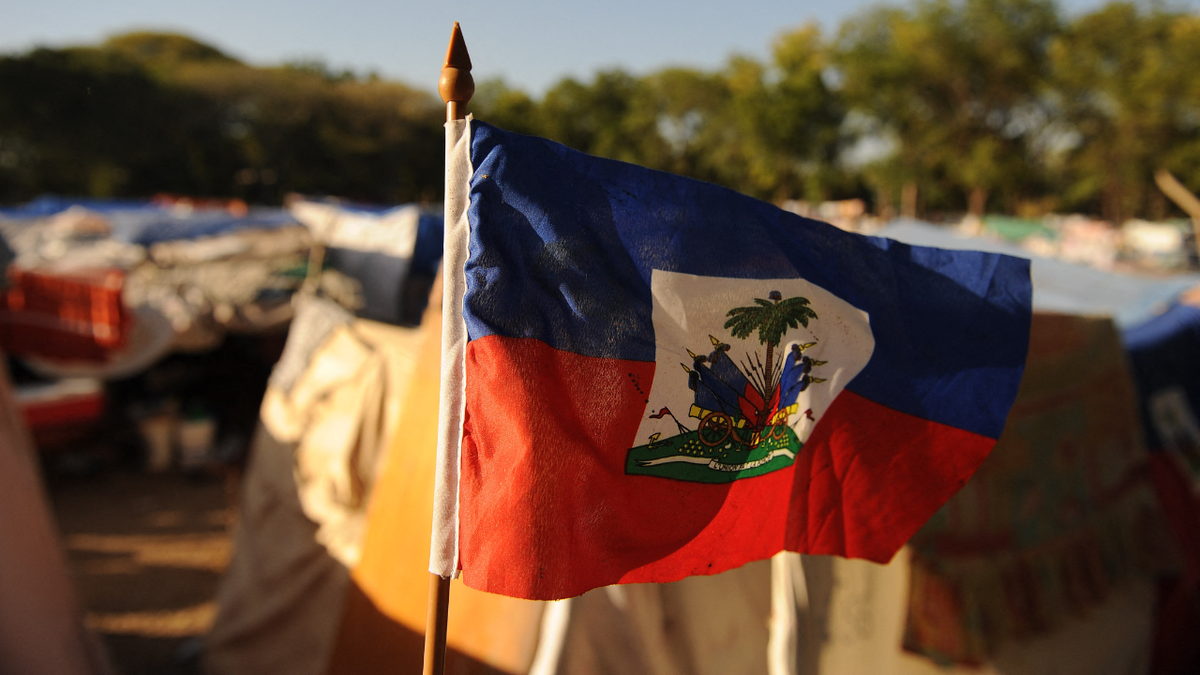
[904,312,1173,665]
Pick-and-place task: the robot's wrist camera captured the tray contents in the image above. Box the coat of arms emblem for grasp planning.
[627,290,833,482]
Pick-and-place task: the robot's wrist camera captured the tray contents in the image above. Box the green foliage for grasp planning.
[540,70,643,162]
[473,79,540,135]
[624,67,729,181]
[0,46,205,199]
[0,32,442,204]
[834,0,1060,215]
[103,32,240,68]
[501,27,851,204]
[3,7,1200,219]
[754,26,847,201]
[724,295,817,347]
[1049,4,1200,220]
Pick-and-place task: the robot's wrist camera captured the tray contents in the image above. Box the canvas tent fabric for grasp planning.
[0,196,150,219]
[0,356,113,675]
[203,425,350,675]
[0,228,14,275]
[0,198,312,375]
[549,563,773,675]
[204,299,425,674]
[204,276,551,675]
[903,312,1168,664]
[1124,302,1200,460]
[262,301,424,566]
[1123,302,1200,579]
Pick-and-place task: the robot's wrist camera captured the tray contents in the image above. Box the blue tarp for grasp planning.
[0,195,153,218]
[288,197,444,326]
[411,211,444,278]
[131,209,298,245]
[324,208,442,326]
[1124,304,1200,453]
[879,219,1200,328]
[0,196,300,245]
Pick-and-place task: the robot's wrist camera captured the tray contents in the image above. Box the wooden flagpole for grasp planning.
[424,21,473,675]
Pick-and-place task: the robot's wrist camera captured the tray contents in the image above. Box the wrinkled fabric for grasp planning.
[444,121,1032,600]
[261,314,421,567]
[204,426,349,675]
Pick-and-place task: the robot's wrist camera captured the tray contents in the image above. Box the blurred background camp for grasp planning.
[5,0,1200,674]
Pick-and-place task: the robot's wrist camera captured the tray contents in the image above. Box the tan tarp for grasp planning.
[0,358,112,675]
[264,318,423,567]
[203,424,349,675]
[205,308,426,675]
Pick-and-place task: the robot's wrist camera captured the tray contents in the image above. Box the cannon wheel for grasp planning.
[764,409,791,441]
[698,412,733,447]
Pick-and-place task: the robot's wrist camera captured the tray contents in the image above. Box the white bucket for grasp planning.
[177,417,216,471]
[139,414,175,473]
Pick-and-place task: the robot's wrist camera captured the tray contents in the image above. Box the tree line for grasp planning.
[2,0,1199,222]
[0,32,444,205]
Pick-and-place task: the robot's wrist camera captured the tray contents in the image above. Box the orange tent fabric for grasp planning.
[329,276,544,674]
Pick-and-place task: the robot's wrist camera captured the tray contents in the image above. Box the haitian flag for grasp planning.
[430,119,1032,601]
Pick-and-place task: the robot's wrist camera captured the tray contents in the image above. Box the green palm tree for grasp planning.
[723,291,818,394]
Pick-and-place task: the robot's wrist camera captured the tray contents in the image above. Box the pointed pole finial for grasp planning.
[439,22,474,122]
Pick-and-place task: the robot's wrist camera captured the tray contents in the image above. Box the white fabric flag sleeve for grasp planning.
[429,116,472,577]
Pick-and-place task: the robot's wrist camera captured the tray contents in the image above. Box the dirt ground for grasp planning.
[27,332,280,675]
[46,467,237,675]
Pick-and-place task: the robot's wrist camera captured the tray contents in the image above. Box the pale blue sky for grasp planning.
[1,0,1196,96]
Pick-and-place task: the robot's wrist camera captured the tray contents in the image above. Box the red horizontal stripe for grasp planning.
[459,335,996,600]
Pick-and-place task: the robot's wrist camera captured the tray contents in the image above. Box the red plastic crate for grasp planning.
[0,268,128,361]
